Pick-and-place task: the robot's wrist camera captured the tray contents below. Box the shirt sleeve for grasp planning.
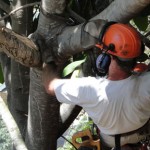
[138,72,150,101]
[53,77,99,107]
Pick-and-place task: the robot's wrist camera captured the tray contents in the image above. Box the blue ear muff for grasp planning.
[95,21,116,75]
[96,53,111,74]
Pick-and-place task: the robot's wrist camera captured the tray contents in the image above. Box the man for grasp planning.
[42,22,150,149]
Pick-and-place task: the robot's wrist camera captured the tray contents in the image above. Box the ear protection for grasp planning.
[96,53,111,74]
[96,21,116,75]
[96,22,148,75]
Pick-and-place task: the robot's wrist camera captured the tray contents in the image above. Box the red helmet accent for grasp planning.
[102,23,142,59]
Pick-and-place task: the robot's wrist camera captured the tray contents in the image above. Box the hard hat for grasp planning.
[96,23,142,59]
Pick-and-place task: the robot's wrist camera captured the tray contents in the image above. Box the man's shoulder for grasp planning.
[132,71,150,79]
[139,71,150,78]
[134,71,150,93]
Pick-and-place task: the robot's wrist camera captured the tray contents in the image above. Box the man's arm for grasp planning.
[42,63,59,96]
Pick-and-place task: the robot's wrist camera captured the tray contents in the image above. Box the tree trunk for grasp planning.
[10,0,36,141]
[25,1,82,149]
[25,68,60,150]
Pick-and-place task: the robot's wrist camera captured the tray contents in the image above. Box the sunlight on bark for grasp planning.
[42,0,66,14]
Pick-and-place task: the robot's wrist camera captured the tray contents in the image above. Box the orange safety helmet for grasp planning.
[96,23,142,59]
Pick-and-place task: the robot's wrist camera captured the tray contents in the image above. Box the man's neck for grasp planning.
[107,61,131,81]
[107,71,131,81]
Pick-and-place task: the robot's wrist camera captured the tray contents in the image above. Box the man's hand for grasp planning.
[42,63,59,96]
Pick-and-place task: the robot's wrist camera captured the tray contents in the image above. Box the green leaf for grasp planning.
[133,16,148,31]
[62,57,86,77]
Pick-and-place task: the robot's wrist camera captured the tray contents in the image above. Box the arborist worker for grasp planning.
[42,22,150,150]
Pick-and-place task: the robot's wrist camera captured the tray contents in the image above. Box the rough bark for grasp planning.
[25,68,60,150]
[0,27,41,67]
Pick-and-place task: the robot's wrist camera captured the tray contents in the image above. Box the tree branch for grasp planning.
[41,0,66,14]
[0,95,28,150]
[0,27,41,67]
[0,2,40,22]
[0,0,10,14]
[92,0,150,23]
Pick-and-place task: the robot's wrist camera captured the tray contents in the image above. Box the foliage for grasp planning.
[57,111,94,150]
[133,16,149,31]
[133,4,150,31]
[62,57,86,77]
[0,117,12,150]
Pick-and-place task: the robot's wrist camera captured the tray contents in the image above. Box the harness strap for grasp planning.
[114,134,121,150]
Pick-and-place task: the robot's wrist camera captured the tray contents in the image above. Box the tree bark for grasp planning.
[25,68,60,150]
[92,0,150,23]
[41,0,66,14]
[10,0,35,141]
[0,27,41,67]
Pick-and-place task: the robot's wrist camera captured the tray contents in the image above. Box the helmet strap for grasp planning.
[98,21,117,44]
[95,21,117,75]
[96,21,117,54]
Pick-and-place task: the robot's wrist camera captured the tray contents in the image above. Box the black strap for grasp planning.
[98,21,117,43]
[114,134,121,150]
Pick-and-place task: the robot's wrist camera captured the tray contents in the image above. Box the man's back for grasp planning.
[54,72,150,135]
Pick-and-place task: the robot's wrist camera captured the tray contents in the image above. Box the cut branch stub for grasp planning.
[0,27,42,67]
